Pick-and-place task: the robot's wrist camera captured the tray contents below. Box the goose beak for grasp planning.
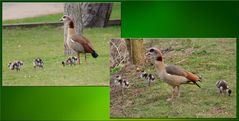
[145,48,153,55]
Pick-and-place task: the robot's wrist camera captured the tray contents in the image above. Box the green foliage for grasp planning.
[110,2,121,20]
[175,47,185,51]
[192,50,209,55]
[110,64,123,75]
[3,26,120,86]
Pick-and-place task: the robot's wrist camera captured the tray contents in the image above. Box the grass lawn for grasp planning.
[110,2,121,20]
[110,38,236,118]
[3,2,121,24]
[3,13,63,25]
[2,26,120,86]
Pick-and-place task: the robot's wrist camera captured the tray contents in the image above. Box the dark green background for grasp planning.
[121,1,239,38]
[1,1,238,121]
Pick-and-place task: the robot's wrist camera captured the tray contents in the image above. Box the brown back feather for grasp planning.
[166,65,200,82]
[71,35,94,53]
[165,65,187,77]
[80,35,94,49]
[185,72,200,82]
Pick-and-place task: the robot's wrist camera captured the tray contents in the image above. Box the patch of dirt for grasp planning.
[3,3,64,20]
[196,107,229,118]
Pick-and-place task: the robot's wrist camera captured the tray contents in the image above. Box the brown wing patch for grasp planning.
[166,65,200,82]
[71,35,94,53]
[82,43,94,53]
[80,35,94,49]
[185,72,200,82]
[166,65,187,77]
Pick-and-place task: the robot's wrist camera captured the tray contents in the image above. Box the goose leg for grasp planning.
[85,53,87,64]
[148,80,151,86]
[77,53,80,64]
[175,86,180,97]
[167,86,176,101]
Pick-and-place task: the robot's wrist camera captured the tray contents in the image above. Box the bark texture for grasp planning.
[126,39,145,65]
[81,3,113,27]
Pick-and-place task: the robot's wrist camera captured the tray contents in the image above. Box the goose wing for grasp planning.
[71,35,94,53]
[166,65,200,82]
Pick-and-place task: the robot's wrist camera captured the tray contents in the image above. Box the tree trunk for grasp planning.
[64,3,83,55]
[126,39,145,65]
[125,39,132,63]
[81,3,113,27]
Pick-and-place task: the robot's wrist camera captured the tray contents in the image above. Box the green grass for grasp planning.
[3,13,63,25]
[2,26,120,86]
[3,3,121,24]
[110,38,236,118]
[110,2,121,20]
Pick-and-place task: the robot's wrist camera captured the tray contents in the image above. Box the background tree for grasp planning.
[125,39,145,65]
[64,3,113,55]
[81,3,113,27]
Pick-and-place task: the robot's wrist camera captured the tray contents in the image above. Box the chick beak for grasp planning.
[60,19,63,21]
[136,67,141,72]
[146,52,151,56]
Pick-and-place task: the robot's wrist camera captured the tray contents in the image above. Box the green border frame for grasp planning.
[1,1,238,121]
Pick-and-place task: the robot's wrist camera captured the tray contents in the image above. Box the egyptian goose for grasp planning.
[60,15,98,64]
[148,47,201,101]
[8,60,23,71]
[216,80,232,96]
[140,70,155,86]
[114,75,130,88]
[33,58,44,68]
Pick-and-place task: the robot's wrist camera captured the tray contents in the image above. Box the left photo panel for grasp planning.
[2,2,121,86]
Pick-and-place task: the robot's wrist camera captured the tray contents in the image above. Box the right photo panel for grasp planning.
[110,38,236,118]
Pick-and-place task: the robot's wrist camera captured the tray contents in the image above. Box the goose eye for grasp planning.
[149,49,154,52]
[63,16,66,18]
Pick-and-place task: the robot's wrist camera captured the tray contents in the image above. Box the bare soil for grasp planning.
[2,3,64,20]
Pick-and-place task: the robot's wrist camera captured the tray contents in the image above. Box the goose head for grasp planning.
[147,47,163,61]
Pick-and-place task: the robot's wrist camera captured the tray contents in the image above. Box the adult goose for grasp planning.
[60,15,98,64]
[148,47,201,101]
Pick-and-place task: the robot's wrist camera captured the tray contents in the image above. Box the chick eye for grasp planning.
[149,49,154,52]
[63,16,66,18]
